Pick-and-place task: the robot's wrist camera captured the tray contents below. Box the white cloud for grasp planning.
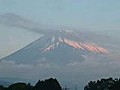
[0,59,53,79]
[0,57,120,89]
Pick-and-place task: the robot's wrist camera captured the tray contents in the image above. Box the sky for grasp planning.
[0,0,120,31]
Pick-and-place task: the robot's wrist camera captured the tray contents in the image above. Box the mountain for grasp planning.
[1,28,109,65]
[0,13,110,65]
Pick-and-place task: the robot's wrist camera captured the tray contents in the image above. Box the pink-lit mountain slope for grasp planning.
[1,29,109,65]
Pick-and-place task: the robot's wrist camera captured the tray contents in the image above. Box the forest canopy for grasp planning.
[0,78,62,90]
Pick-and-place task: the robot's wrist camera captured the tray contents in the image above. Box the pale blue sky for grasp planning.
[0,0,120,30]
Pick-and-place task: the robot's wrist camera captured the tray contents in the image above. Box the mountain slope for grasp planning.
[1,30,109,65]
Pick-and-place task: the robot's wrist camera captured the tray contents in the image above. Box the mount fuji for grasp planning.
[0,13,110,65]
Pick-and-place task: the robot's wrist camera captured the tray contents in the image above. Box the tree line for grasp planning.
[84,77,120,90]
[1,77,120,90]
[0,78,62,90]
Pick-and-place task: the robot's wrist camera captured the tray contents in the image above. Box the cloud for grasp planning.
[0,57,120,89]
[0,60,30,68]
[0,57,120,78]
[0,59,53,79]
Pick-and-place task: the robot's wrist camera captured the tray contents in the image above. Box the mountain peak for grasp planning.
[42,36,109,54]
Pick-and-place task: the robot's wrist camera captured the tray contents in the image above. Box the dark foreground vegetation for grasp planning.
[1,77,120,90]
[0,78,62,90]
[84,77,120,90]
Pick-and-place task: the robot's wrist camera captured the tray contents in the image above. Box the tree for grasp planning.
[84,77,120,90]
[0,85,5,90]
[0,78,62,90]
[35,78,62,90]
[8,83,27,90]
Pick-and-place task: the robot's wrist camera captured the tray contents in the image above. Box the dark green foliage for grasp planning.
[8,83,27,90]
[35,78,62,90]
[0,85,5,90]
[0,78,62,90]
[84,77,120,90]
